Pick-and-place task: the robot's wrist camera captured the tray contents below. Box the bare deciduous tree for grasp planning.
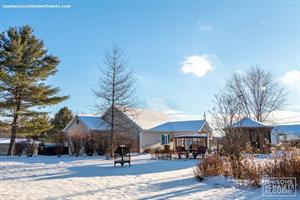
[210,92,242,130]
[225,66,286,122]
[210,92,249,178]
[210,91,246,151]
[211,66,286,178]
[93,45,137,157]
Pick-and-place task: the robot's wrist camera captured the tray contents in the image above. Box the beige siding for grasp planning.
[142,132,180,151]
[65,117,90,155]
[66,118,90,137]
[141,131,162,151]
[102,110,141,152]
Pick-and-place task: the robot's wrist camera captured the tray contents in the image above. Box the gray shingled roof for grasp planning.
[232,117,271,128]
[149,120,207,132]
[77,115,110,131]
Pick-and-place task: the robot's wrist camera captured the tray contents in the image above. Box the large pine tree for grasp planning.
[0,25,68,155]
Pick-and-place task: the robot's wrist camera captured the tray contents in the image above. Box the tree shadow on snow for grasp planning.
[0,155,106,164]
[36,159,198,180]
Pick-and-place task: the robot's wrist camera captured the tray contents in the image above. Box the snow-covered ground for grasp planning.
[0,155,297,200]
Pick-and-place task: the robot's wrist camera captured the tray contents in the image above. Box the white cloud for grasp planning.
[180,55,213,78]
[146,98,202,121]
[281,70,300,89]
[280,70,300,114]
[265,110,300,125]
[198,23,213,31]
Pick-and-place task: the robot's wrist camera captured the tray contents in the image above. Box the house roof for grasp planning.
[149,120,207,132]
[64,114,110,132]
[272,124,300,136]
[126,108,168,130]
[64,108,168,132]
[174,133,208,138]
[101,107,169,130]
[78,115,110,131]
[232,117,271,128]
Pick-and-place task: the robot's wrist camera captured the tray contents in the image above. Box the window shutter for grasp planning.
[168,134,171,144]
[161,134,165,145]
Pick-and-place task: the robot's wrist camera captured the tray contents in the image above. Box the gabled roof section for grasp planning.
[149,120,207,132]
[126,108,168,130]
[64,114,110,132]
[78,115,110,131]
[100,107,143,131]
[272,124,300,136]
[232,117,271,128]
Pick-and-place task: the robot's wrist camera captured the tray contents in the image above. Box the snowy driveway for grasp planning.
[0,155,295,200]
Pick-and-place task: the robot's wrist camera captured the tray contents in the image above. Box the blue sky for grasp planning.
[1,0,299,120]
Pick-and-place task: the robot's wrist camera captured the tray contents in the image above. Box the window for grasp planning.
[161,134,170,145]
[176,138,183,146]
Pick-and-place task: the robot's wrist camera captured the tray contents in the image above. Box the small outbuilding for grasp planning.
[226,117,272,151]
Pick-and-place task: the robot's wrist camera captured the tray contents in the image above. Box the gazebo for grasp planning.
[225,117,273,151]
[145,119,213,154]
[174,133,208,158]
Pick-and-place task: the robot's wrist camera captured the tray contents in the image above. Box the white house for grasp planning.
[64,107,212,153]
[271,124,300,144]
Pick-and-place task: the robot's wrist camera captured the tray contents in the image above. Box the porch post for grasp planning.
[174,137,177,151]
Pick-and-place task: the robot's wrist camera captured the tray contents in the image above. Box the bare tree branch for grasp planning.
[223,66,286,122]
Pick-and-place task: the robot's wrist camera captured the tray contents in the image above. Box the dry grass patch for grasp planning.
[194,145,300,188]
